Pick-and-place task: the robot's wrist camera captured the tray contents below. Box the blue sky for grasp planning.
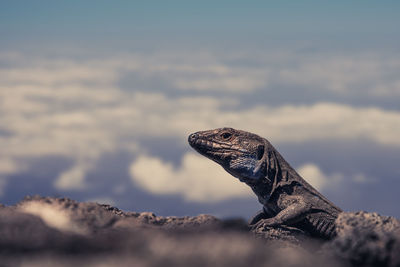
[0,1,399,219]
[2,1,400,49]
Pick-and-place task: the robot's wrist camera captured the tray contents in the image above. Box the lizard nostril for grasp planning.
[188,133,198,144]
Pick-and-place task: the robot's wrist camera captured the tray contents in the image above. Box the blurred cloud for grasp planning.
[297,163,343,191]
[297,163,376,194]
[54,162,91,191]
[279,54,400,96]
[0,64,117,87]
[0,157,19,175]
[2,51,398,97]
[129,155,374,203]
[129,153,253,202]
[244,103,400,146]
[174,69,268,92]
[0,51,399,204]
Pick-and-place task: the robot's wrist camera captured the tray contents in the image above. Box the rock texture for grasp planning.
[0,196,399,267]
[327,211,400,266]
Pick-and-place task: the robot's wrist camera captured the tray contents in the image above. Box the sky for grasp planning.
[0,1,399,219]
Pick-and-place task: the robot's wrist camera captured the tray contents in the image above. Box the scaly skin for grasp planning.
[188,127,342,239]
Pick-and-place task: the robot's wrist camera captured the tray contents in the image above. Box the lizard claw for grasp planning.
[250,218,278,231]
[248,209,269,225]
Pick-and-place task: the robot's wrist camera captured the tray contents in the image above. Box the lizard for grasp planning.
[188,127,342,239]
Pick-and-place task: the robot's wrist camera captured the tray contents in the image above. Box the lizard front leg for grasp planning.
[248,206,274,225]
[251,195,312,230]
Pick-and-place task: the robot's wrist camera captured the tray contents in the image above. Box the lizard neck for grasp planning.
[257,145,343,213]
[247,146,283,205]
[248,144,305,205]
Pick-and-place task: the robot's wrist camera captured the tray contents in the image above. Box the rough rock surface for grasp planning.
[0,196,399,267]
[327,211,400,266]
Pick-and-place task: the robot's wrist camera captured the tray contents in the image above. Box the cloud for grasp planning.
[2,50,400,97]
[297,163,343,191]
[129,153,253,203]
[161,101,400,146]
[54,162,91,191]
[1,89,400,193]
[297,163,375,192]
[0,157,19,175]
[0,51,399,195]
[116,50,399,96]
[174,70,268,92]
[129,156,373,203]
[237,103,400,146]
[275,53,400,97]
[0,57,118,87]
[143,51,400,96]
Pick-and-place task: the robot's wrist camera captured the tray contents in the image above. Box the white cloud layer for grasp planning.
[129,153,253,202]
[0,51,399,194]
[277,54,400,97]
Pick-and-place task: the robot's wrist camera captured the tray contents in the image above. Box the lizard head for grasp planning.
[188,127,268,182]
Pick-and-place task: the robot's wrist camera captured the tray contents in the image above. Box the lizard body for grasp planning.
[188,127,342,239]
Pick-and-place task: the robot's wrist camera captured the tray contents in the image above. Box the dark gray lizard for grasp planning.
[188,127,342,239]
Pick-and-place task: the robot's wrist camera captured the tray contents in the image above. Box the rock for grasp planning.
[325,211,400,267]
[0,196,399,267]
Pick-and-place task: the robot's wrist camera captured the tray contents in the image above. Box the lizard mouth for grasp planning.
[188,133,214,154]
[188,132,248,161]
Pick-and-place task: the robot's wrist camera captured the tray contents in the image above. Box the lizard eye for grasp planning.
[221,132,232,140]
[256,145,264,160]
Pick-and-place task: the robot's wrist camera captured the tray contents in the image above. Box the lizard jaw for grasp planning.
[188,133,213,154]
[188,132,233,165]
